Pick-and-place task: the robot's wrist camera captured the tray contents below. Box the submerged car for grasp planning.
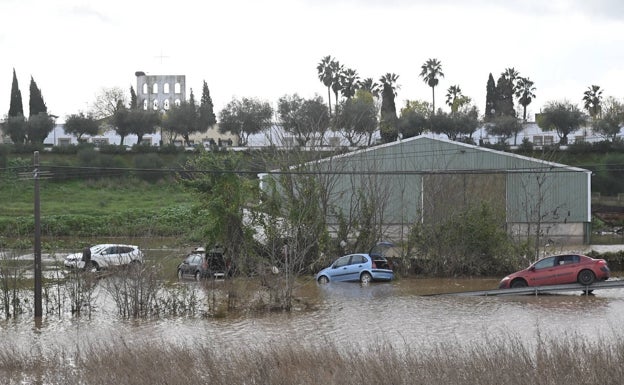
[316,242,395,284]
[499,254,610,289]
[177,246,234,280]
[64,244,144,271]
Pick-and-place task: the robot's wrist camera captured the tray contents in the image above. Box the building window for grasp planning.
[153,100,159,110]
[164,99,170,110]
[533,136,543,146]
[58,138,71,146]
[175,83,181,94]
[163,83,170,94]
[175,99,181,107]
[153,83,159,94]
[543,136,554,145]
[142,83,148,94]
[143,100,148,110]
[92,138,109,146]
[575,136,585,143]
[141,137,152,145]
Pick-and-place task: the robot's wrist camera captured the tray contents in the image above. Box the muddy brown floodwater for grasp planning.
[3,273,624,356]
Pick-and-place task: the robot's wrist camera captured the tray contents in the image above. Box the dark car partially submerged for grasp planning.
[177,246,234,281]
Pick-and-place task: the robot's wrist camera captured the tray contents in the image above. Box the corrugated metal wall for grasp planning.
[319,137,590,232]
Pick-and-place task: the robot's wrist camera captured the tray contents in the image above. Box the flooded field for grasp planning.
[2,272,624,357]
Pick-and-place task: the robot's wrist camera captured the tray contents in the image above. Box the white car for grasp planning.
[64,244,144,270]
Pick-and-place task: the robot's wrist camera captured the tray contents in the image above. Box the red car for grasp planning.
[499,254,610,289]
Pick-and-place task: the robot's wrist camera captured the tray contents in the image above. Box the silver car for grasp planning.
[64,244,144,271]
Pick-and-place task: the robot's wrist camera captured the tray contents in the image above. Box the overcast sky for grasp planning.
[1,0,623,123]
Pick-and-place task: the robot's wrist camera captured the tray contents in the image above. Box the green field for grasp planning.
[0,177,203,241]
[1,178,194,217]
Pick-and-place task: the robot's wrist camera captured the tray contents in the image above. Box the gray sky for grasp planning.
[1,0,623,122]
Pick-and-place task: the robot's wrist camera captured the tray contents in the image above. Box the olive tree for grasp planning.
[537,101,586,145]
[218,97,273,146]
[64,113,100,142]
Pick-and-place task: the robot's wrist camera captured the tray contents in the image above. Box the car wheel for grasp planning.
[578,269,595,285]
[87,261,99,272]
[194,271,202,281]
[360,272,372,284]
[318,276,329,284]
[510,279,527,288]
[177,269,183,280]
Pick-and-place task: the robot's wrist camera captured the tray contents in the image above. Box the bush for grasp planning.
[131,143,159,153]
[50,144,79,154]
[10,143,44,154]
[133,153,166,182]
[99,144,130,155]
[517,137,534,152]
[408,203,522,276]
[158,144,184,154]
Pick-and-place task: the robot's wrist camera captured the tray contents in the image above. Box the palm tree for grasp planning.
[583,85,603,119]
[419,58,444,115]
[317,55,336,115]
[501,67,520,85]
[379,73,400,142]
[360,78,381,98]
[340,68,360,99]
[379,73,400,97]
[329,60,344,108]
[515,77,536,122]
[445,85,463,113]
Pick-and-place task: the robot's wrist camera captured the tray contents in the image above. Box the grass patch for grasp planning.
[0,177,202,238]
[1,334,623,384]
[0,177,194,217]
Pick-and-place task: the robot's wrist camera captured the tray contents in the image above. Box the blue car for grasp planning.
[316,242,395,284]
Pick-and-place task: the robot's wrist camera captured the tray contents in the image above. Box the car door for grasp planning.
[328,255,352,282]
[346,254,368,281]
[553,254,580,284]
[97,246,117,267]
[528,256,557,285]
[117,246,132,265]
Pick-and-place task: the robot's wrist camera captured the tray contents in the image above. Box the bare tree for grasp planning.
[90,87,128,120]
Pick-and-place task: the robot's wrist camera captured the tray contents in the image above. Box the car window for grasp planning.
[333,256,350,268]
[350,255,366,264]
[193,255,203,264]
[556,255,580,265]
[534,257,555,270]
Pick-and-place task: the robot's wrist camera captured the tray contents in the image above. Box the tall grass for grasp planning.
[1,334,623,384]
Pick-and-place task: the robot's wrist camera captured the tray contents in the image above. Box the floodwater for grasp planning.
[2,273,624,356]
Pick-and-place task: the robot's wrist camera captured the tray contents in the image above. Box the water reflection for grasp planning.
[2,277,624,356]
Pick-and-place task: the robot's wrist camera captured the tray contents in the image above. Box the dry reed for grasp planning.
[1,333,623,384]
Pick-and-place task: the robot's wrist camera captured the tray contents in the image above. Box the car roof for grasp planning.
[90,244,139,251]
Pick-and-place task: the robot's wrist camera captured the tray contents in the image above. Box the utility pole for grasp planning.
[34,151,42,318]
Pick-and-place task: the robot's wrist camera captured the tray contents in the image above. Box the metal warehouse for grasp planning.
[298,136,591,246]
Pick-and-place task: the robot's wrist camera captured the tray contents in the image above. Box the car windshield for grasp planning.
[369,242,395,258]
[90,245,109,254]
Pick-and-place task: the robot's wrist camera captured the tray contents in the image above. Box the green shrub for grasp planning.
[50,144,79,154]
[132,143,159,153]
[158,144,184,154]
[99,144,130,155]
[134,153,166,182]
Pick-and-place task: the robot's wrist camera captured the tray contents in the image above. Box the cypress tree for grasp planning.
[379,81,398,142]
[199,80,217,130]
[485,73,496,121]
[130,86,138,109]
[8,68,24,117]
[29,76,47,116]
[495,75,515,117]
